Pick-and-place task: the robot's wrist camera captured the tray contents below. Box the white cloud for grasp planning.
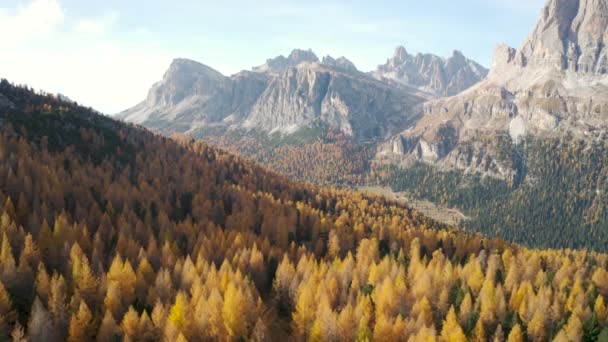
[0,0,64,44]
[0,0,171,114]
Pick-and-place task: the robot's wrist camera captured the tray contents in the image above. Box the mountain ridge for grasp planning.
[119,49,461,141]
[118,47,486,140]
[373,46,489,97]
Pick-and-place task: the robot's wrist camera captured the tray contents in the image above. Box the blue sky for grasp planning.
[0,0,545,113]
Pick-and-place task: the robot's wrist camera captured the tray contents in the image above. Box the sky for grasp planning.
[0,0,545,114]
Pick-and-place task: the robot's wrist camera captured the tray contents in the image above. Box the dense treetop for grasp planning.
[0,79,607,341]
[200,124,608,253]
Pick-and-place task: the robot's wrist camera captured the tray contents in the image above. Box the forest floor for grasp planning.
[357,186,469,226]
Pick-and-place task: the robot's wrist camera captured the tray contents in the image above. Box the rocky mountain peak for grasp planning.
[117,58,236,124]
[493,0,608,75]
[450,50,466,61]
[392,46,409,63]
[287,49,319,63]
[253,49,319,73]
[321,55,358,71]
[374,46,488,97]
[169,57,202,67]
[166,58,226,81]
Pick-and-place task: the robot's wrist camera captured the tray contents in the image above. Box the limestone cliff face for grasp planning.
[252,49,320,73]
[321,56,358,72]
[379,0,608,180]
[245,62,424,140]
[510,0,608,74]
[118,51,428,140]
[373,47,488,97]
[117,58,245,130]
[488,0,608,81]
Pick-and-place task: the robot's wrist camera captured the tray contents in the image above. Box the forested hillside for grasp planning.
[199,128,374,186]
[200,130,608,253]
[373,134,608,252]
[1,79,608,341]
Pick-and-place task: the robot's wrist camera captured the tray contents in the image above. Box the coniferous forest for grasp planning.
[2,79,608,342]
[199,128,608,253]
[372,134,608,252]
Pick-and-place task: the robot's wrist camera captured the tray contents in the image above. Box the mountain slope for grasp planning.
[1,79,608,341]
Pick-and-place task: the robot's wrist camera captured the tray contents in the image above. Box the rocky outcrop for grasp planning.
[252,49,320,73]
[119,51,428,140]
[321,56,358,72]
[490,0,608,79]
[517,0,608,74]
[373,47,488,97]
[117,59,259,131]
[245,62,424,140]
[379,0,608,181]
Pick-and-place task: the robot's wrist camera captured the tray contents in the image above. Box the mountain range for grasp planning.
[118,48,486,141]
[373,47,488,97]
